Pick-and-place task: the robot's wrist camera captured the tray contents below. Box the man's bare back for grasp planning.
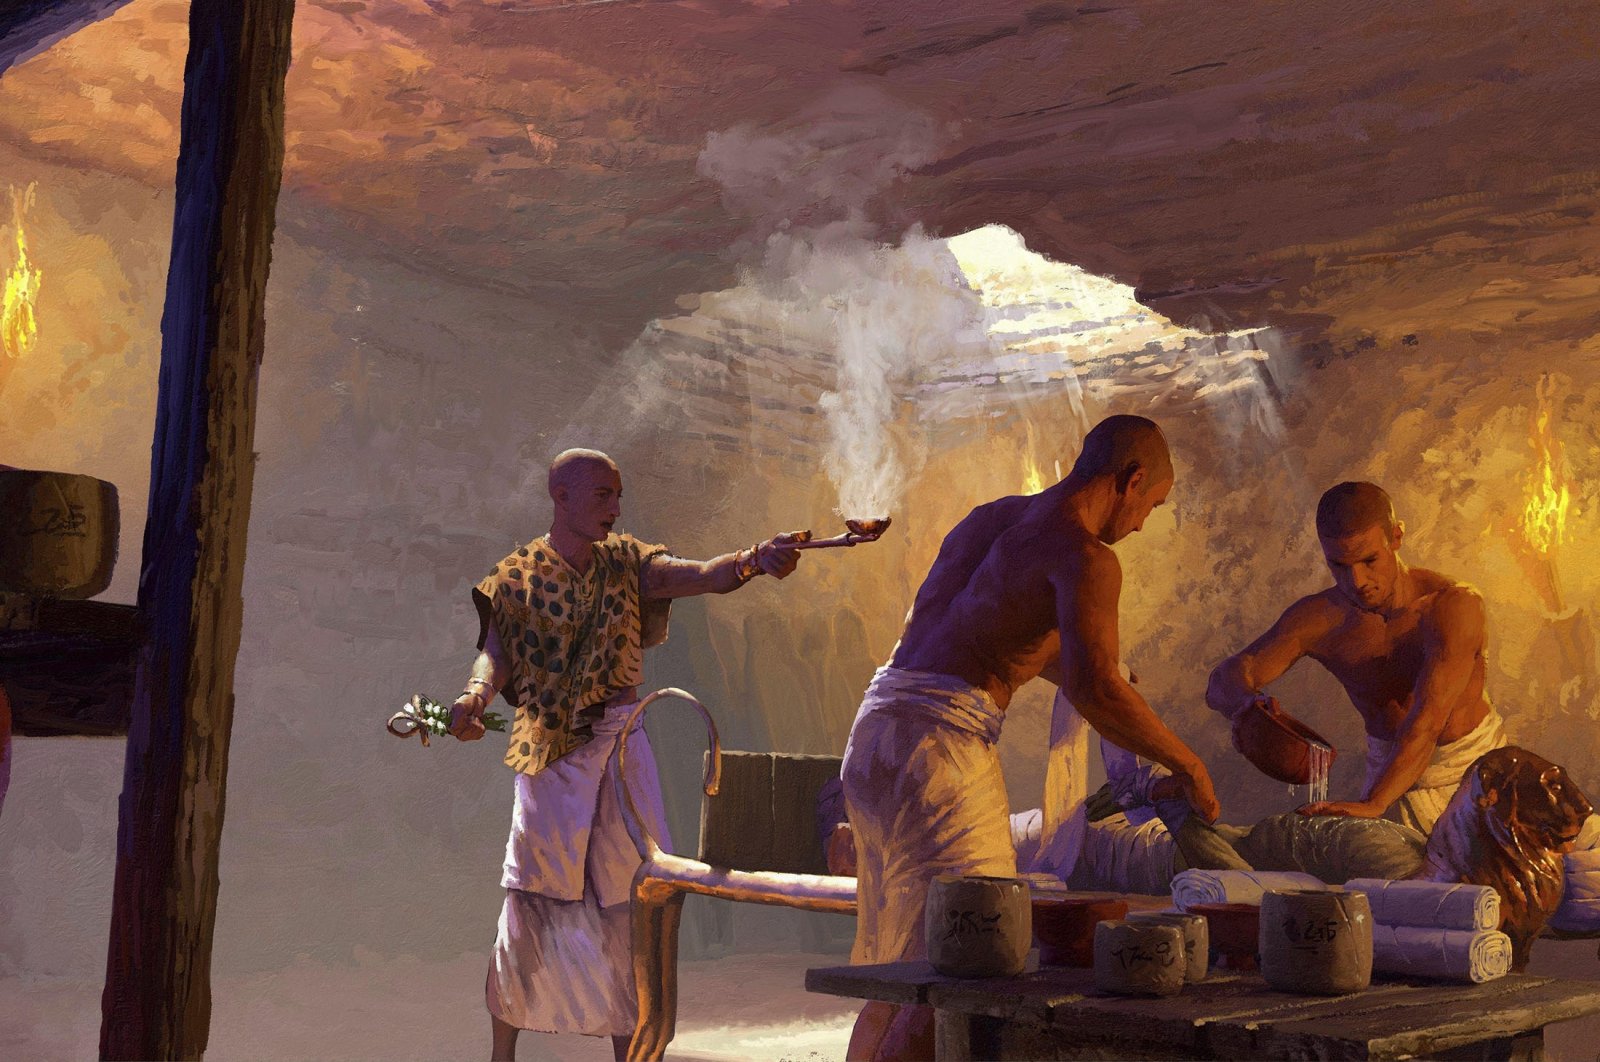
[875,415,1215,819]
[892,494,1092,710]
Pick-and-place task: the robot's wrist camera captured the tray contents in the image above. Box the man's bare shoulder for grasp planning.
[967,492,1033,526]
[1283,589,1349,633]
[1035,523,1116,585]
[1411,567,1479,599]
[1417,578,1487,632]
[936,494,1018,543]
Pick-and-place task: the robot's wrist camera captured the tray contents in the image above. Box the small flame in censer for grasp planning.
[2,183,41,361]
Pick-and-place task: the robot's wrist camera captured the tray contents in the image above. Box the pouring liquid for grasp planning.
[1288,740,1334,805]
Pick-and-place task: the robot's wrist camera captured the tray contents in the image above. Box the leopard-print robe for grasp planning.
[472,532,670,776]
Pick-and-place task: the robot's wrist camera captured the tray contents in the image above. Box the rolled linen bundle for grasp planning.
[1371,924,1512,983]
[1171,869,1327,911]
[1551,840,1600,933]
[1342,879,1499,931]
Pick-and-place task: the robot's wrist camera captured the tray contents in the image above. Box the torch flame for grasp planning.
[1520,374,1570,559]
[1022,452,1046,494]
[2,183,42,361]
[1020,421,1050,494]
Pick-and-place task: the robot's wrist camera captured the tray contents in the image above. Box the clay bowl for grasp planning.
[1188,902,1261,971]
[845,517,892,538]
[1032,896,1129,967]
[1231,699,1337,785]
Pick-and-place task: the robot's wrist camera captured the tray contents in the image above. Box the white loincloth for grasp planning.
[1365,710,1506,835]
[488,699,673,1035]
[841,666,1015,965]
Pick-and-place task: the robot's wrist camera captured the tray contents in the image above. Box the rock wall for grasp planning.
[2,139,1597,989]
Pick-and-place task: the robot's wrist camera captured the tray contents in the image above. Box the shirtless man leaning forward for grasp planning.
[841,414,1220,1062]
[1207,481,1501,833]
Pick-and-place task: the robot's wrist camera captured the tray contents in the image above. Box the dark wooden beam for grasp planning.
[0,0,135,77]
[99,0,296,1058]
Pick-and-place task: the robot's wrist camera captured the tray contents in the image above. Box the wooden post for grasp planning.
[99,1,295,1058]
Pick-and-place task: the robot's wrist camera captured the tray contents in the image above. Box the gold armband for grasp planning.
[734,543,765,584]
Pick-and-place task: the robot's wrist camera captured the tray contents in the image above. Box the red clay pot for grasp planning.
[1231,698,1337,785]
[1033,896,1129,967]
[1189,902,1261,971]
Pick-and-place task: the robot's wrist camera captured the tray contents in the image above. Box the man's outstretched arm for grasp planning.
[449,625,510,741]
[1303,587,1485,819]
[1056,544,1220,822]
[640,531,809,599]
[1205,596,1327,721]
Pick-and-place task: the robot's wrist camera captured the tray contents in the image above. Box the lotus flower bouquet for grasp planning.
[386,693,507,746]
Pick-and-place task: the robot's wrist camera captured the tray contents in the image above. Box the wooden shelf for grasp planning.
[0,595,141,736]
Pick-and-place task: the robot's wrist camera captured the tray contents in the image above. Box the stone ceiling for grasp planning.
[2,0,1599,352]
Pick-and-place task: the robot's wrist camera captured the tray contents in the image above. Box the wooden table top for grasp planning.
[806,959,1600,1060]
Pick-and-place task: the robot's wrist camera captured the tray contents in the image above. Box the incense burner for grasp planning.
[786,516,893,550]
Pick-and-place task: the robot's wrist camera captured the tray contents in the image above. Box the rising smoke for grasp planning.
[557,85,1288,516]
[695,86,994,518]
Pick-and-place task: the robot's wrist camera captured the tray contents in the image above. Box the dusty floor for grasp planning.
[1,949,860,1062]
[6,941,1600,1060]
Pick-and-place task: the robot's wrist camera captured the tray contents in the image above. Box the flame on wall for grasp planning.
[2,183,42,361]
[1020,421,1052,494]
[1022,451,1046,494]
[1520,374,1570,559]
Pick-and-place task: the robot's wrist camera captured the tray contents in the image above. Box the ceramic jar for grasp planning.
[0,470,119,599]
[925,875,1031,978]
[1259,889,1373,995]
[1127,910,1209,983]
[1092,920,1186,997]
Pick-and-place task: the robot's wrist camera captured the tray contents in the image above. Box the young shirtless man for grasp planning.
[841,414,1220,1061]
[1206,481,1501,833]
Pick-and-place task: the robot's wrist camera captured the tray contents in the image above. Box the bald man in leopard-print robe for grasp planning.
[448,449,806,1062]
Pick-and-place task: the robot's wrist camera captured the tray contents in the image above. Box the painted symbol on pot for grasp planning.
[942,909,1003,941]
[1282,915,1342,952]
[21,503,87,538]
[1112,939,1177,970]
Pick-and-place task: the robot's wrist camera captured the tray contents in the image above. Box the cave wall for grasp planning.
[4,134,1600,986]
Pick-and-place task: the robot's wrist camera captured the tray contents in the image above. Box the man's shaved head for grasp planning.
[548,448,618,497]
[1316,481,1397,540]
[1070,414,1173,487]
